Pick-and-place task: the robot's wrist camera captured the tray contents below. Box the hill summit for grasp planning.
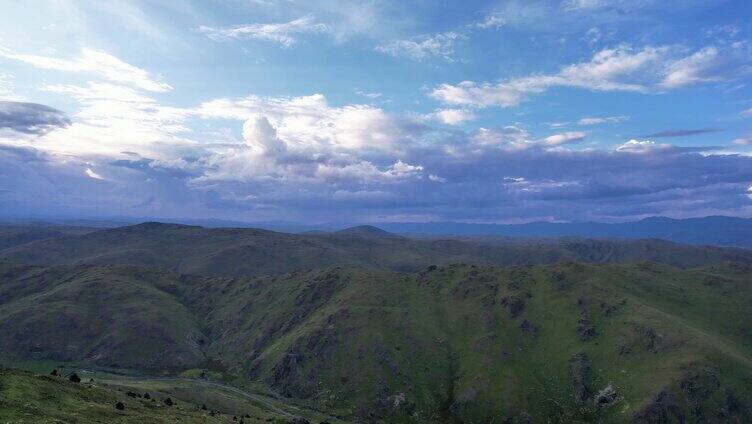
[334,225,399,238]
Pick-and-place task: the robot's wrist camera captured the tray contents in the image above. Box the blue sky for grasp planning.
[1,0,752,224]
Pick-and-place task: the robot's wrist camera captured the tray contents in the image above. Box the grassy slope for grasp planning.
[192,263,752,422]
[0,367,317,423]
[2,222,752,277]
[2,260,752,422]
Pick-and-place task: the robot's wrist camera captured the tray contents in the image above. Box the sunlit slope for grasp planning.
[1,260,751,421]
[3,222,752,276]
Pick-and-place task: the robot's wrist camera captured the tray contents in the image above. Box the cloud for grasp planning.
[430,81,527,108]
[199,16,328,47]
[542,131,587,146]
[355,90,383,99]
[734,136,752,146]
[659,44,750,88]
[616,139,670,153]
[472,12,505,30]
[562,0,623,11]
[3,122,751,223]
[741,108,752,118]
[704,24,740,42]
[577,115,629,125]
[0,47,172,92]
[0,101,71,135]
[0,74,21,101]
[197,93,426,154]
[242,115,287,156]
[467,127,585,151]
[28,82,193,158]
[562,0,600,10]
[430,43,752,108]
[429,109,477,125]
[641,128,719,138]
[85,167,105,180]
[470,126,533,150]
[376,31,462,61]
[195,94,429,185]
[3,39,749,223]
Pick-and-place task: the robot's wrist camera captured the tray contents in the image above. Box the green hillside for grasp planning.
[1,259,751,422]
[0,367,332,423]
[3,222,752,277]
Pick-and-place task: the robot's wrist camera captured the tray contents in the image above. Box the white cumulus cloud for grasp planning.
[431,43,752,108]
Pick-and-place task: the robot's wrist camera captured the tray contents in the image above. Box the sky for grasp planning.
[1,0,752,224]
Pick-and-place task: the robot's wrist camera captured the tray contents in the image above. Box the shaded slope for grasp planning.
[2,222,751,277]
[0,262,208,370]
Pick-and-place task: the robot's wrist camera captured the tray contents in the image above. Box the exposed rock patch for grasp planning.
[594,385,620,407]
[577,298,596,341]
[569,353,591,405]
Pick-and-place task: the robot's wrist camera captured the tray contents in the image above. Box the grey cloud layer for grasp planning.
[0,101,71,135]
[3,126,751,223]
[641,128,719,138]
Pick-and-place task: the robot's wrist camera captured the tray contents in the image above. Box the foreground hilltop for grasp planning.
[1,259,751,422]
[0,367,320,423]
[2,222,752,276]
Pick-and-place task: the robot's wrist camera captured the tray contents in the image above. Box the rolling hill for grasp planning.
[0,224,98,250]
[1,259,751,422]
[2,222,752,277]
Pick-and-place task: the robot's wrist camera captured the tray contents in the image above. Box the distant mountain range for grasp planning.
[376,216,752,248]
[2,215,751,248]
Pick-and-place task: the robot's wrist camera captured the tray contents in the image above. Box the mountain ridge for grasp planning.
[2,222,752,277]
